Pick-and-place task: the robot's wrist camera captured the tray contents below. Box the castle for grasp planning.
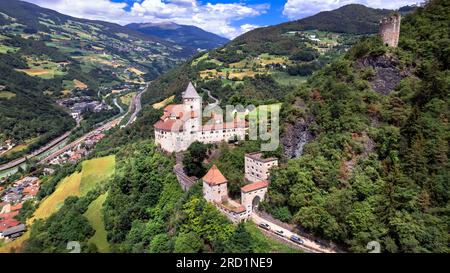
[379,13,401,48]
[154,82,248,153]
[202,153,278,223]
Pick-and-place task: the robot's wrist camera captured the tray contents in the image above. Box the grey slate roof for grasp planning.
[182,82,200,99]
[2,224,26,237]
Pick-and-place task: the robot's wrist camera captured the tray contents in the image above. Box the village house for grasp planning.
[154,82,248,153]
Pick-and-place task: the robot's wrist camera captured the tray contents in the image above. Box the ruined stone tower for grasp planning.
[379,13,401,48]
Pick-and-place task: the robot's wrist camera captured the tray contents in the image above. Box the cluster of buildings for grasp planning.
[57,96,109,120]
[154,82,248,153]
[0,177,40,240]
[202,153,278,223]
[48,132,106,165]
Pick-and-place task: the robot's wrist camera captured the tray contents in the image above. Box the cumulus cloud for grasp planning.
[283,0,421,19]
[24,0,270,39]
[240,24,261,34]
[26,0,129,23]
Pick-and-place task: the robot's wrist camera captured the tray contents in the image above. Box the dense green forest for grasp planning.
[23,141,299,253]
[11,0,449,253]
[263,0,449,252]
[106,0,448,253]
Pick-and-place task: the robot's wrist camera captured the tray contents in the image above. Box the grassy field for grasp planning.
[30,172,82,222]
[0,44,18,54]
[119,92,136,106]
[0,156,115,253]
[245,222,303,253]
[15,58,67,79]
[73,79,88,89]
[0,91,16,99]
[84,192,110,253]
[153,95,175,109]
[271,71,307,86]
[79,155,116,196]
[128,67,145,76]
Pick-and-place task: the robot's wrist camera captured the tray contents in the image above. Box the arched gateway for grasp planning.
[241,181,269,214]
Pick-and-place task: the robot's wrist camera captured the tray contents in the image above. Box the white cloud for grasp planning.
[283,0,421,19]
[27,0,129,23]
[240,24,261,34]
[25,0,270,39]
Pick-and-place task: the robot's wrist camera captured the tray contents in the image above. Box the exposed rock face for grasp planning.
[282,118,314,159]
[356,54,411,95]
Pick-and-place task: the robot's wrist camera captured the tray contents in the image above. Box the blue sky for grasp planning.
[26,0,421,38]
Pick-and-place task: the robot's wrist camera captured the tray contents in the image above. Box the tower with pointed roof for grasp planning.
[202,164,228,203]
[183,82,202,143]
[183,82,202,113]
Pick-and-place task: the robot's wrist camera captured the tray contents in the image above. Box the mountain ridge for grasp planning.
[126,22,229,51]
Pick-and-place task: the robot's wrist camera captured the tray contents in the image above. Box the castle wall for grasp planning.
[213,203,251,223]
[380,14,401,48]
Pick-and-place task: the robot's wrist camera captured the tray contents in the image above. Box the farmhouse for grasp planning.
[154,82,248,153]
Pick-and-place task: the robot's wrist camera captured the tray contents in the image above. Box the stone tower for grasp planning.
[379,13,401,48]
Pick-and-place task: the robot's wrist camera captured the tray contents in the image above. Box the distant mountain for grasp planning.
[0,0,190,161]
[234,4,393,46]
[126,22,229,51]
[140,4,398,107]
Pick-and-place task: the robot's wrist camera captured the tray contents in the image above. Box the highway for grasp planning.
[125,83,150,127]
[0,83,149,173]
[39,117,122,164]
[0,131,71,172]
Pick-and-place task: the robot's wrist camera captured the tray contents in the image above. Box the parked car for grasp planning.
[259,223,271,230]
[290,235,304,245]
[275,230,284,237]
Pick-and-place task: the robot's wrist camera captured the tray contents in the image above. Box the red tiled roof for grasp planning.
[0,211,19,220]
[164,104,184,113]
[0,218,21,232]
[241,181,269,193]
[10,203,22,211]
[154,119,184,132]
[23,186,40,196]
[201,120,248,131]
[202,165,228,185]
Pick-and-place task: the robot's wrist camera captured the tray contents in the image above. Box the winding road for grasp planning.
[0,83,150,174]
[202,88,220,107]
[113,97,124,114]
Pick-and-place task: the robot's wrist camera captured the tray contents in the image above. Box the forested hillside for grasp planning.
[127,22,229,51]
[22,141,299,253]
[263,0,449,252]
[141,4,397,109]
[0,0,189,161]
[6,0,448,254]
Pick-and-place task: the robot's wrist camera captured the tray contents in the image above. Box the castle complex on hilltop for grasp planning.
[202,153,278,223]
[154,82,248,153]
[379,13,401,48]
